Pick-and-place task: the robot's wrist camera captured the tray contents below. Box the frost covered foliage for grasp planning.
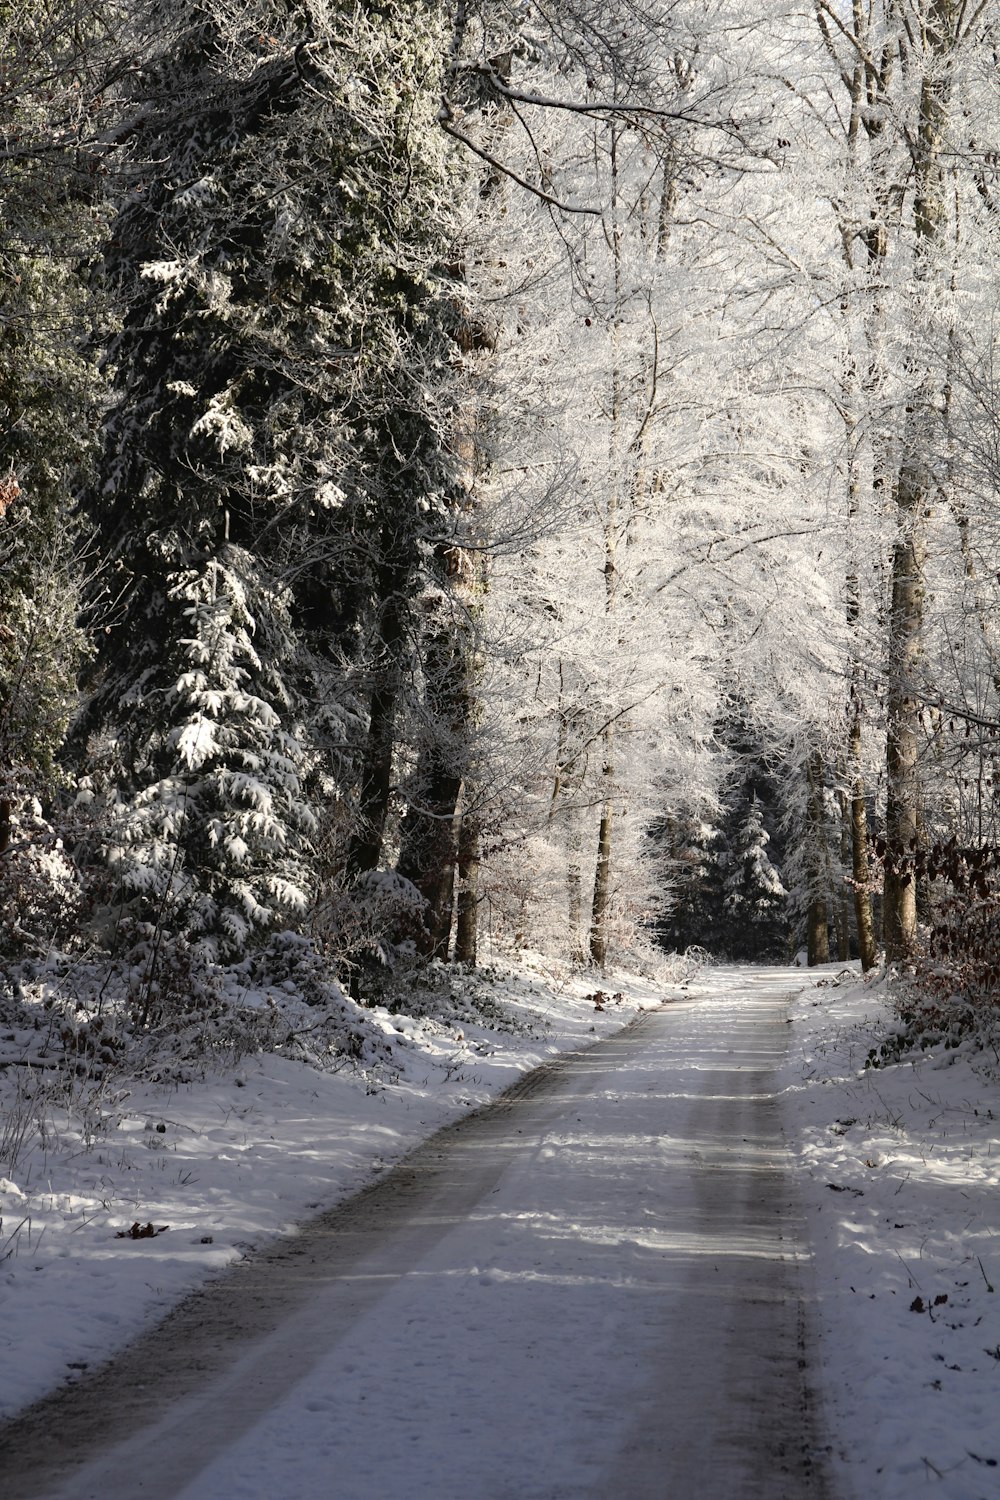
[313,869,427,975]
[0,805,82,958]
[482,812,665,970]
[78,0,467,959]
[656,813,731,957]
[722,796,787,950]
[98,550,316,956]
[0,528,86,855]
[0,6,104,953]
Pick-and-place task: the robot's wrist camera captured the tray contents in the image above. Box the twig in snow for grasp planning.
[0,1057,63,1071]
[0,1214,30,1260]
[896,1248,922,1291]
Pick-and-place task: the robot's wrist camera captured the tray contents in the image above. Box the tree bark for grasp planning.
[397,792,461,958]
[589,121,624,972]
[566,804,586,966]
[395,615,465,957]
[885,533,928,956]
[883,462,928,959]
[549,668,589,965]
[344,553,409,884]
[848,708,878,971]
[824,5,891,974]
[806,750,830,966]
[590,731,615,971]
[882,0,953,962]
[836,783,852,962]
[844,456,878,971]
[454,801,479,965]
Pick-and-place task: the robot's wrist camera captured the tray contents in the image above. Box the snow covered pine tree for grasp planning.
[79,1,467,963]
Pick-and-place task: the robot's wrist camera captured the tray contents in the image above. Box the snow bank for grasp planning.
[782,967,1000,1500]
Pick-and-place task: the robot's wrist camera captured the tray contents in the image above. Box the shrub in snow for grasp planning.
[875,839,1000,1059]
[0,804,83,959]
[312,870,428,988]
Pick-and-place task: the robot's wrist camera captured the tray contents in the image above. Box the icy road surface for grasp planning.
[3,969,833,1499]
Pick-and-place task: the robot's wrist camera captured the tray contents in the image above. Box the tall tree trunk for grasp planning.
[566,804,586,965]
[397,788,461,958]
[590,729,615,971]
[822,2,959,968]
[845,463,879,971]
[825,12,890,974]
[395,616,465,957]
[394,275,488,956]
[344,551,410,883]
[882,1,954,961]
[454,800,480,965]
[883,487,926,959]
[549,667,589,964]
[848,705,878,971]
[589,122,623,972]
[806,749,831,966]
[836,778,852,962]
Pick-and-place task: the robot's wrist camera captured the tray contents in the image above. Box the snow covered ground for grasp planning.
[783,966,1000,1500]
[2,956,999,1499]
[0,956,664,1423]
[4,964,828,1500]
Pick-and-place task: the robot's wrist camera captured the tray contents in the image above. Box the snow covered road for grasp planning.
[3,968,833,1499]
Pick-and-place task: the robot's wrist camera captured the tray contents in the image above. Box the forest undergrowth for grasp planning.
[0,933,686,1203]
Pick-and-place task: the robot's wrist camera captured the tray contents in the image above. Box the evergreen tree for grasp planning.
[656,812,729,957]
[79,1,466,959]
[722,794,788,959]
[656,700,792,961]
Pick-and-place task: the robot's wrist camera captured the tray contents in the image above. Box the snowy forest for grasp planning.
[7,7,1000,1492]
[4,0,1000,1018]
